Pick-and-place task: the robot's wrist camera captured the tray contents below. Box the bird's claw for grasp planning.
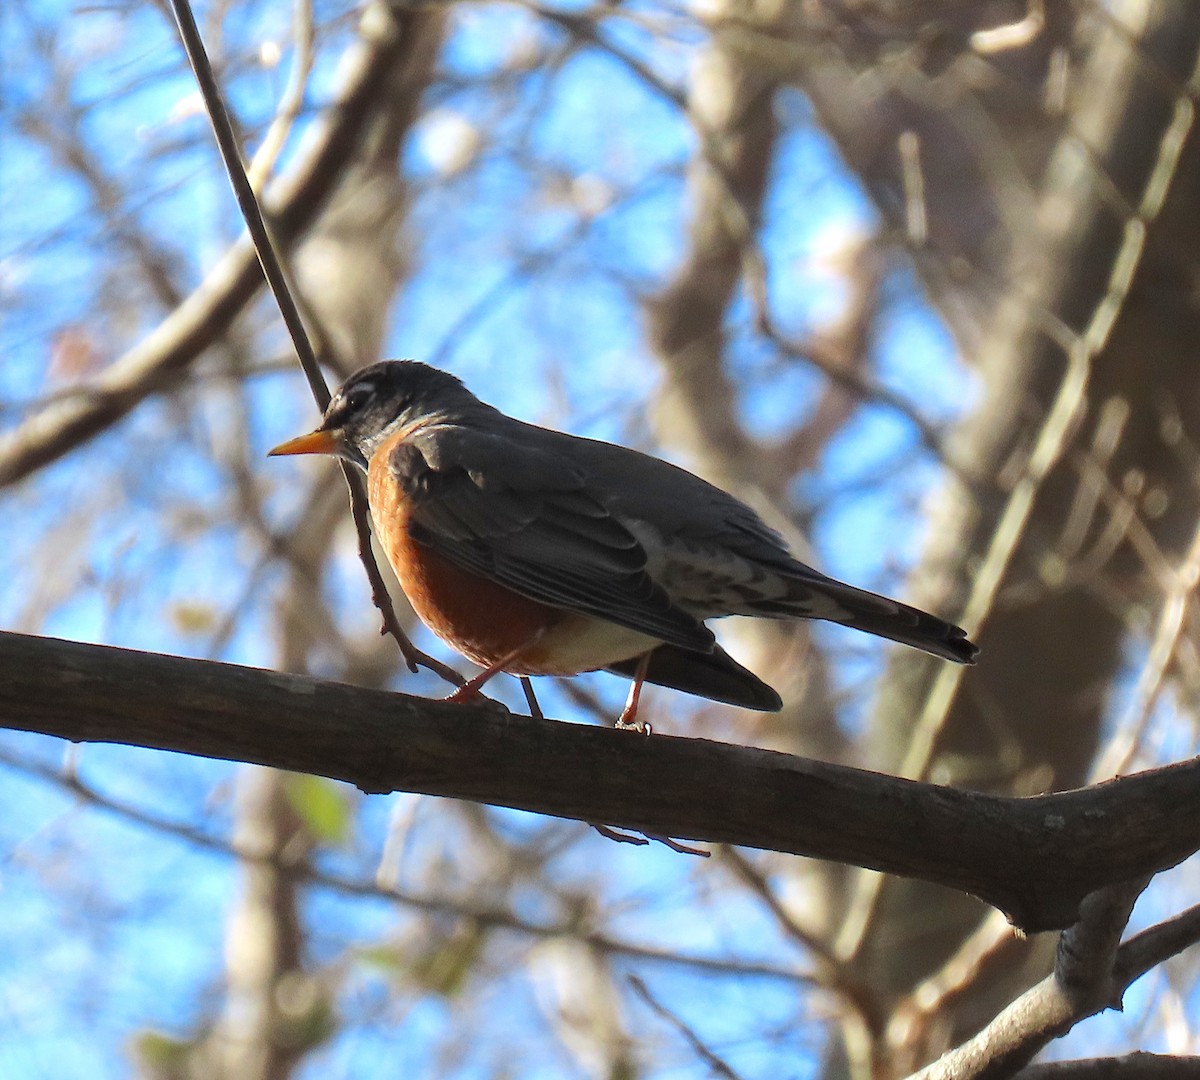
[615,717,652,736]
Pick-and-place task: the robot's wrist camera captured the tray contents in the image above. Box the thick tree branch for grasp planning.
[1016,1053,1200,1079]
[2,630,1199,935]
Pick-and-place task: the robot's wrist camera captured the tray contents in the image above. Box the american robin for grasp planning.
[269,361,977,726]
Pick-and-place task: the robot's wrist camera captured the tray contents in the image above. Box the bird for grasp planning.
[269,360,977,727]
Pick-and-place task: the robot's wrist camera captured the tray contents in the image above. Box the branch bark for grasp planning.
[3,630,1199,935]
[1016,1054,1200,1079]
[912,882,1200,1080]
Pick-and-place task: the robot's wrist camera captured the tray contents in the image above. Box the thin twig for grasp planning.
[1092,512,1200,780]
[720,847,881,1031]
[247,0,317,189]
[0,746,805,984]
[591,824,709,857]
[646,834,710,858]
[888,909,1027,1060]
[165,0,328,406]
[592,823,650,846]
[629,975,744,1080]
[838,11,1200,960]
[1113,902,1200,987]
[165,0,460,684]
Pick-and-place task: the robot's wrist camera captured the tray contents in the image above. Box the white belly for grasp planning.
[513,614,662,676]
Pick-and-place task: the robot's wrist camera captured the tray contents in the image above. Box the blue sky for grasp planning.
[0,3,990,1075]
[3,0,1192,1076]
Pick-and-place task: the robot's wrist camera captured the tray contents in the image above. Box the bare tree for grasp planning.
[2,1,1199,1078]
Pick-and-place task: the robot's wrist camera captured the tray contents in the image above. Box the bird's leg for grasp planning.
[615,652,652,733]
[519,677,544,720]
[445,632,546,709]
[444,647,524,705]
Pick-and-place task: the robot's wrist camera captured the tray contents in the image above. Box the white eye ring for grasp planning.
[342,382,374,411]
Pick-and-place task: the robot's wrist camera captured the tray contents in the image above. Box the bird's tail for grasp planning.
[607,643,783,711]
[752,574,978,665]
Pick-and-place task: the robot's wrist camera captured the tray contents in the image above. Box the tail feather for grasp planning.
[607,643,783,712]
[751,575,978,665]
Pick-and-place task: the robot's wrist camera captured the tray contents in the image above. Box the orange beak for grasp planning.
[267,428,340,457]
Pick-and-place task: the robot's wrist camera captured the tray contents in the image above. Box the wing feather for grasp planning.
[390,429,713,652]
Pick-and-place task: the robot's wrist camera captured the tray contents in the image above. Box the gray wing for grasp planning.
[388,426,715,653]
[541,425,977,664]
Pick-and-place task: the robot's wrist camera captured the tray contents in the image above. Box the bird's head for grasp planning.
[268,360,479,469]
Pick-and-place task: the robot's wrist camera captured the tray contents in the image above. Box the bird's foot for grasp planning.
[442,683,508,715]
[614,713,652,736]
[444,682,482,704]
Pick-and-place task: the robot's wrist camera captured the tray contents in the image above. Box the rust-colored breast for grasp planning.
[367,434,564,672]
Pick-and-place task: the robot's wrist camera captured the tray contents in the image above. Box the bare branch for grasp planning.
[167,0,332,407]
[0,742,804,986]
[910,878,1174,1080]
[629,975,743,1080]
[1016,1052,1200,1079]
[3,630,1200,935]
[1113,902,1200,989]
[0,0,439,487]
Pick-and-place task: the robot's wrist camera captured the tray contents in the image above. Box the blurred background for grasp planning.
[3,0,1200,1076]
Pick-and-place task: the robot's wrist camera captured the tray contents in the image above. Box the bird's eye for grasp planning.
[337,377,377,415]
[344,387,371,410]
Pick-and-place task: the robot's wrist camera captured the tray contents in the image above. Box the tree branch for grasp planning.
[0,0,437,488]
[2,631,1199,935]
[1016,1053,1200,1079]
[909,878,1200,1080]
